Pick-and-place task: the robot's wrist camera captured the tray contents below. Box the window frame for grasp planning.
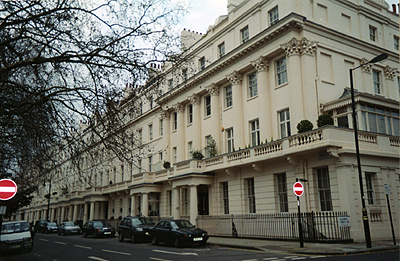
[394,36,399,50]
[241,26,249,43]
[199,56,205,70]
[369,26,376,41]
[317,167,333,211]
[276,173,288,212]
[372,69,381,94]
[173,112,178,131]
[365,173,375,205]
[276,56,288,86]
[205,95,211,117]
[218,42,225,58]
[148,124,153,141]
[279,109,291,138]
[250,119,260,147]
[187,104,193,124]
[246,178,256,214]
[226,128,234,153]
[269,6,279,25]
[222,182,229,215]
[248,72,258,98]
[225,85,232,108]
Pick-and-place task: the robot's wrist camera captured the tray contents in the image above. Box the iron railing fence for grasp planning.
[197,211,352,243]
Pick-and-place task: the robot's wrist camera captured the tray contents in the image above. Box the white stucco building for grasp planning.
[17,0,399,243]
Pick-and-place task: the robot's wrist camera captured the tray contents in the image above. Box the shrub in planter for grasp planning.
[317,114,334,127]
[297,119,313,133]
[163,161,171,169]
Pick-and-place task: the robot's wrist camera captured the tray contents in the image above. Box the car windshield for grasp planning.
[132,217,152,226]
[47,222,57,226]
[93,221,109,227]
[64,222,75,226]
[1,222,30,235]
[171,220,194,229]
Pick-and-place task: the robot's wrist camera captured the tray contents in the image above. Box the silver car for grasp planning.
[58,221,81,235]
[0,220,34,253]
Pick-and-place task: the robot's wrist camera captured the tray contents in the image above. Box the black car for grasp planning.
[82,220,115,238]
[43,222,58,234]
[58,221,81,235]
[34,220,48,233]
[150,219,208,247]
[118,216,153,243]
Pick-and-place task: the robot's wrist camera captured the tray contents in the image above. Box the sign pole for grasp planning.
[293,180,305,248]
[297,195,303,248]
[385,184,396,246]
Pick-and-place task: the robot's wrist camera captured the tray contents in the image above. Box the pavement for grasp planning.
[207,236,399,255]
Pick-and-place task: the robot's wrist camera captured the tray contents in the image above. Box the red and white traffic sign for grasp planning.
[293,182,304,197]
[0,179,18,200]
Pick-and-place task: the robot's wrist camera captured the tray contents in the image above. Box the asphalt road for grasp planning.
[1,233,398,261]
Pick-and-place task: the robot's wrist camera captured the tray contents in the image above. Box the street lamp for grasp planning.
[349,53,388,249]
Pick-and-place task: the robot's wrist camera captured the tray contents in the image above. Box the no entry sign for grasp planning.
[0,179,18,200]
[293,182,304,197]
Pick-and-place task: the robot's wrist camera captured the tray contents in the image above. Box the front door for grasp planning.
[197,185,209,215]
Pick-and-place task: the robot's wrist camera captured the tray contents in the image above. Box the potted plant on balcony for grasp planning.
[297,119,313,133]
[191,149,204,160]
[317,114,334,127]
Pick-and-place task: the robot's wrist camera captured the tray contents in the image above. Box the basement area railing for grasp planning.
[197,211,353,243]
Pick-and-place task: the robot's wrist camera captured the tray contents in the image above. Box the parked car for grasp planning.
[150,219,208,247]
[43,222,58,234]
[82,220,115,238]
[0,220,34,253]
[118,216,154,243]
[34,220,48,233]
[58,221,81,235]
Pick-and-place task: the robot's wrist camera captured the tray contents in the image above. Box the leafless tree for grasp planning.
[0,0,186,212]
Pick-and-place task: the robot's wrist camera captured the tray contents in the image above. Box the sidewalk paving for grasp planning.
[207,236,399,255]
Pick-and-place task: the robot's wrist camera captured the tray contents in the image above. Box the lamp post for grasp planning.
[349,53,388,249]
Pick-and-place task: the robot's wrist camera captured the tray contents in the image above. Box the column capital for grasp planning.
[173,103,185,113]
[188,94,201,105]
[226,71,242,85]
[161,110,170,119]
[281,37,317,57]
[206,83,219,96]
[251,56,269,72]
[384,65,395,80]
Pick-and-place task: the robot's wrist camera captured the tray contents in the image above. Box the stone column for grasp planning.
[227,71,244,149]
[189,185,198,225]
[83,203,88,223]
[142,193,149,217]
[251,56,271,142]
[188,94,202,151]
[60,206,65,222]
[161,111,171,162]
[174,103,185,161]
[73,204,78,222]
[89,202,95,220]
[206,84,221,152]
[172,187,180,219]
[131,195,136,216]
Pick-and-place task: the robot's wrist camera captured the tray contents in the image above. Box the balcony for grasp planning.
[48,126,399,202]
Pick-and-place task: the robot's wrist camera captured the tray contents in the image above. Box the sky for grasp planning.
[180,0,399,35]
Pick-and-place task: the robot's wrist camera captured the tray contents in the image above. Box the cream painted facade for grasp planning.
[16,0,399,243]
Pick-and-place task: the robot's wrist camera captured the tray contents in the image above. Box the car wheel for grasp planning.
[130,233,135,243]
[151,235,158,245]
[173,236,180,248]
[118,232,124,242]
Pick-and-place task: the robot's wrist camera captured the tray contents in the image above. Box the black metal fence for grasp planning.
[197,211,352,243]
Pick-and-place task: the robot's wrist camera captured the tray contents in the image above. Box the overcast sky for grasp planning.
[180,0,399,35]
